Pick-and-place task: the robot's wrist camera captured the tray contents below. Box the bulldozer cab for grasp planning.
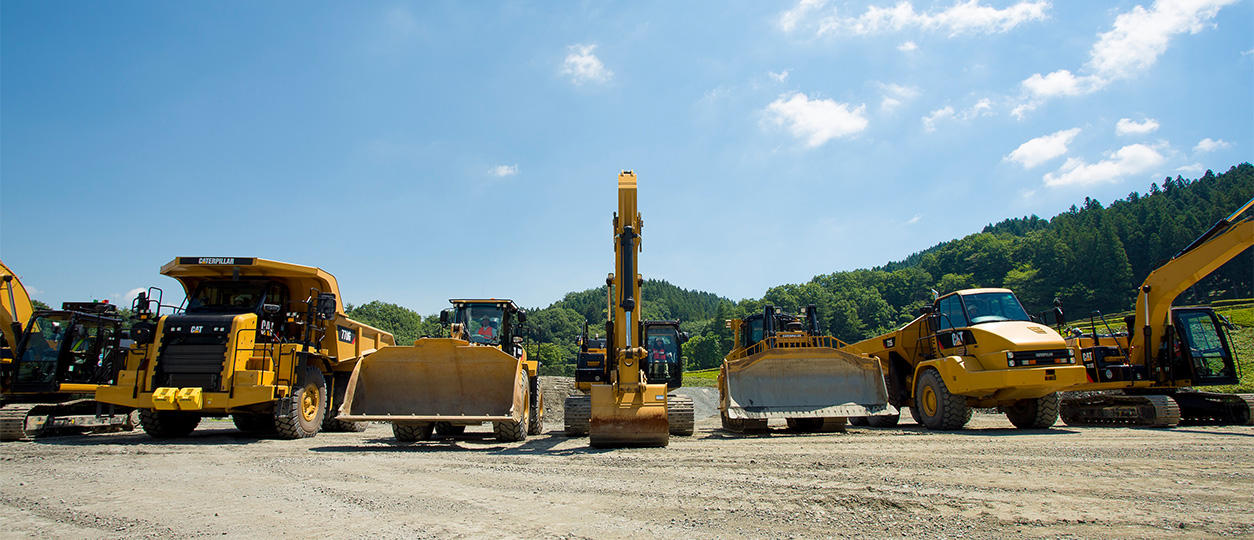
[11,303,123,393]
[1170,307,1238,386]
[445,299,524,357]
[642,321,686,389]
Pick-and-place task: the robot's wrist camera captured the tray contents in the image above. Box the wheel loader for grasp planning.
[717,305,894,433]
[563,170,695,447]
[842,288,1088,430]
[94,257,394,439]
[1,259,136,440]
[337,298,543,442]
[1057,196,1254,427]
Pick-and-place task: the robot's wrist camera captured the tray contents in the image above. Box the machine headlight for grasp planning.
[1006,351,1014,360]
[1008,359,1017,367]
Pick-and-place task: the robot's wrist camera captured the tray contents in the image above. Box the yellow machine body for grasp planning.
[589,171,671,447]
[95,257,393,416]
[0,260,34,362]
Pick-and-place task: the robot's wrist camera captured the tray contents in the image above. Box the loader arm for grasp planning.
[1132,198,1254,375]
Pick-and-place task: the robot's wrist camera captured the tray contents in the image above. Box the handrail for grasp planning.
[726,332,850,362]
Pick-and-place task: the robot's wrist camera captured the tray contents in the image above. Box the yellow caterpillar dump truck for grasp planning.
[564,170,694,447]
[1,260,136,440]
[717,305,894,433]
[1059,197,1254,426]
[842,288,1088,430]
[95,257,394,439]
[337,298,542,442]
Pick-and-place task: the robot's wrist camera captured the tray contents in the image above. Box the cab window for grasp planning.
[936,295,967,331]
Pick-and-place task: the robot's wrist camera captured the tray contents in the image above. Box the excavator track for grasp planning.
[1059,393,1181,428]
[0,404,41,441]
[667,394,694,436]
[1173,392,1254,426]
[563,394,591,436]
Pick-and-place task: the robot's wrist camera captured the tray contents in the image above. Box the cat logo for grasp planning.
[190,325,204,334]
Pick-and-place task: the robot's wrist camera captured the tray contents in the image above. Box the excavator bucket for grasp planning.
[723,347,895,420]
[589,382,670,447]
[338,338,525,423]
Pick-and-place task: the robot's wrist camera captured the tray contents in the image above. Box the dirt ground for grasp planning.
[1,381,1251,539]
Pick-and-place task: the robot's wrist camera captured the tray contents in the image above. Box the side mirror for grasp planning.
[679,331,690,344]
[516,309,527,324]
[316,293,337,321]
[262,303,281,315]
[513,336,524,344]
[440,309,452,324]
[918,306,934,315]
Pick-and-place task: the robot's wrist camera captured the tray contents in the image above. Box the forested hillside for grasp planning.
[346,163,1254,375]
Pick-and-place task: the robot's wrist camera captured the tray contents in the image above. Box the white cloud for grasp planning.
[1042,143,1166,188]
[490,164,519,177]
[1193,137,1231,153]
[561,44,613,85]
[921,106,955,132]
[905,214,922,225]
[1175,162,1205,175]
[898,40,918,52]
[1005,128,1082,169]
[920,98,992,131]
[779,0,826,32]
[112,287,147,302]
[764,92,868,147]
[813,0,1049,37]
[1115,117,1160,135]
[1244,48,1254,56]
[769,70,790,82]
[877,82,920,112]
[1015,0,1237,115]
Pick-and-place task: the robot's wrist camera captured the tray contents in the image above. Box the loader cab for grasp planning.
[10,302,123,393]
[1170,307,1238,386]
[642,321,686,389]
[447,299,525,358]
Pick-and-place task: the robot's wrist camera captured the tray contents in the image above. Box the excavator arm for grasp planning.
[1133,196,1254,379]
[589,171,670,447]
[0,260,35,360]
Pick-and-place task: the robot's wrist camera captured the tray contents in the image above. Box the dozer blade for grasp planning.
[589,383,669,447]
[723,347,895,420]
[338,338,524,423]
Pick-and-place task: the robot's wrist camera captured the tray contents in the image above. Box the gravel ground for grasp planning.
[1,380,1251,538]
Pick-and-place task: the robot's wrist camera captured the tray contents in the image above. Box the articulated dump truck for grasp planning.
[842,288,1088,430]
[95,257,394,439]
[718,305,895,433]
[337,299,542,442]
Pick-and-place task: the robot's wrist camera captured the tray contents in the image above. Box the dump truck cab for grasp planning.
[843,288,1087,430]
[717,305,894,433]
[96,257,394,440]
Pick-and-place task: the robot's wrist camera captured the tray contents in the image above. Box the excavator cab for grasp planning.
[11,303,123,393]
[642,321,686,390]
[1170,307,1238,386]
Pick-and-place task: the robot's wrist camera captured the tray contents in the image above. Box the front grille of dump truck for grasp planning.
[153,315,235,390]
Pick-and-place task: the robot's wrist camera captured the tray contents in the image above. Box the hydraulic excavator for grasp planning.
[718,305,895,433]
[1,259,136,440]
[566,170,694,447]
[1059,196,1254,426]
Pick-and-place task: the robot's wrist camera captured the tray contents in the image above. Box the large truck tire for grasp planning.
[914,368,971,430]
[322,372,368,432]
[1003,393,1060,429]
[139,409,201,439]
[527,376,543,436]
[393,422,434,442]
[274,367,327,439]
[494,380,529,442]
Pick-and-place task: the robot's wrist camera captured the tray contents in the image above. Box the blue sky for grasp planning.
[2,1,1251,315]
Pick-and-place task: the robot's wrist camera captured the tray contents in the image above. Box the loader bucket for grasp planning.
[722,347,895,420]
[589,382,670,447]
[337,338,525,423]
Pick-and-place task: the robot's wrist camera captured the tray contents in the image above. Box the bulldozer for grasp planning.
[564,170,694,447]
[565,318,693,437]
[94,257,394,439]
[717,305,894,433]
[1,259,136,440]
[1057,196,1254,427]
[336,298,542,442]
[842,288,1089,430]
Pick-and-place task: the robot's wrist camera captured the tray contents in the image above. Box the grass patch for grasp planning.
[683,367,719,387]
[1212,305,1254,393]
